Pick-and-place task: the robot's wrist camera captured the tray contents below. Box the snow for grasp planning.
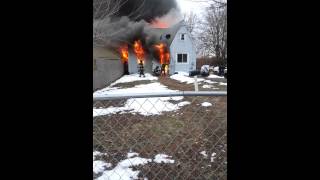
[95,152,175,180]
[154,154,175,164]
[93,160,112,174]
[211,152,217,162]
[219,82,227,86]
[170,73,205,84]
[200,151,208,158]
[207,74,224,79]
[96,157,152,180]
[201,102,212,107]
[177,101,191,107]
[127,152,139,158]
[202,85,219,89]
[204,80,218,84]
[93,83,188,116]
[94,151,107,160]
[110,73,157,86]
[175,71,189,76]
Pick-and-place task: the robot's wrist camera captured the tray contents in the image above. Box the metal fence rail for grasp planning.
[93,91,227,101]
[93,91,227,180]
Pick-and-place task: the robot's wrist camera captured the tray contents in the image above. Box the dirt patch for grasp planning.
[159,76,227,92]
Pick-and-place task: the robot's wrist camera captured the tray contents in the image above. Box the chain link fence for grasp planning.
[93,91,227,180]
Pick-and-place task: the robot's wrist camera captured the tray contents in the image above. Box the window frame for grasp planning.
[176,53,188,64]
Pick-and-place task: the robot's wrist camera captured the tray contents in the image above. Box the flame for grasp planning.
[133,40,145,64]
[150,20,168,28]
[119,44,128,63]
[154,43,170,65]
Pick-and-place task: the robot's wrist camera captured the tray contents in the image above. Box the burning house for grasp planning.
[93,0,196,88]
[126,20,197,75]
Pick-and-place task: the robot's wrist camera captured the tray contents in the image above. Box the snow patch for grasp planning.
[201,102,212,107]
[154,154,175,164]
[211,152,217,162]
[177,101,191,107]
[219,82,227,86]
[208,74,224,79]
[200,151,208,158]
[93,160,112,174]
[93,83,188,116]
[204,80,218,84]
[170,73,205,84]
[95,152,174,180]
[110,73,158,86]
[127,152,139,158]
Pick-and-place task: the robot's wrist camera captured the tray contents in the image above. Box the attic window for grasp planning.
[180,34,185,40]
[165,34,171,39]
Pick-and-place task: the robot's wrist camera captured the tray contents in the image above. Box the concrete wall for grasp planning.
[169,26,196,74]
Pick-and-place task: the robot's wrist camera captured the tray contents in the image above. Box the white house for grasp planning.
[128,20,197,75]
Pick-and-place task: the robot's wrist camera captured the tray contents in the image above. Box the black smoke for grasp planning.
[93,0,179,61]
[115,0,177,22]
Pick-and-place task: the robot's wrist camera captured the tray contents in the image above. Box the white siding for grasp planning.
[169,26,196,74]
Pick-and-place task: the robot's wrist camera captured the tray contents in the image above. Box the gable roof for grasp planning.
[148,20,185,46]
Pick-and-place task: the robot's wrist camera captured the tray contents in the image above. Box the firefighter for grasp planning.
[161,64,166,76]
[138,60,145,77]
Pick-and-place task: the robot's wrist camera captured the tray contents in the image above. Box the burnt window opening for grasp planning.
[165,34,171,39]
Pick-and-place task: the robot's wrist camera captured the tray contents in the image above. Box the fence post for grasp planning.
[194,76,199,92]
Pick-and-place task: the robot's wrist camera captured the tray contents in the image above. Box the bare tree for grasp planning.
[183,12,199,35]
[198,0,227,64]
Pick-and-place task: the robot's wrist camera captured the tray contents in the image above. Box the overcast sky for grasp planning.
[176,0,210,18]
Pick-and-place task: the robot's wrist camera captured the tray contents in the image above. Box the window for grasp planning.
[177,53,188,63]
[180,34,185,40]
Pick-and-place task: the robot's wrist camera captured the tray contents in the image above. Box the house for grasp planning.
[128,20,197,75]
[93,46,124,91]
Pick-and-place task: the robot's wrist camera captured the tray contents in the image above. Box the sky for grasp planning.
[176,0,210,18]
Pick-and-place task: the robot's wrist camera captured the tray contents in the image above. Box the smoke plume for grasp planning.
[93,0,182,60]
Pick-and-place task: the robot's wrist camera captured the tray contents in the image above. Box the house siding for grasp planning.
[169,26,196,74]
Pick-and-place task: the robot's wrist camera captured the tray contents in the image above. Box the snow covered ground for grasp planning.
[110,73,158,86]
[93,74,193,117]
[93,82,191,116]
[170,72,205,84]
[207,74,224,79]
[94,151,175,180]
[93,73,221,117]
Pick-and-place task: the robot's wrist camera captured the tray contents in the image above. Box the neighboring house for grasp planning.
[93,47,124,91]
[128,20,197,75]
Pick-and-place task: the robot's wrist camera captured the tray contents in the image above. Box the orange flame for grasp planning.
[150,20,169,28]
[119,44,128,63]
[154,43,170,65]
[133,40,145,64]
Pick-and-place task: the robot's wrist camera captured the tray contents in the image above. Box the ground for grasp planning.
[93,73,227,180]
